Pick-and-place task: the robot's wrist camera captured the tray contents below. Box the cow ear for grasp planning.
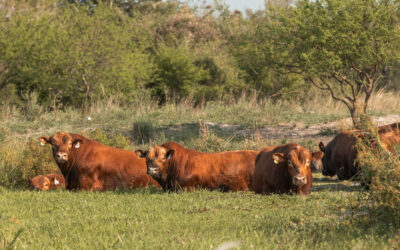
[28,177,32,183]
[312,151,324,161]
[73,139,83,149]
[135,150,147,159]
[319,142,325,152]
[39,136,50,146]
[272,153,286,164]
[50,176,60,185]
[48,175,55,183]
[166,150,174,160]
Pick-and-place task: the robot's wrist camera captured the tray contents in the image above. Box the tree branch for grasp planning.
[332,71,356,102]
[309,77,351,111]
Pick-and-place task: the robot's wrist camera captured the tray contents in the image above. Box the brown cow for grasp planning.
[39,132,160,191]
[252,143,324,195]
[135,142,259,192]
[29,173,66,191]
[319,122,400,180]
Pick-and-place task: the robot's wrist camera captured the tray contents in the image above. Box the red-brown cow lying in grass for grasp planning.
[252,143,324,195]
[28,173,66,191]
[39,131,160,191]
[319,122,400,180]
[135,142,259,192]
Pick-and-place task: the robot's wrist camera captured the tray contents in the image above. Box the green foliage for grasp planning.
[1,0,400,109]
[130,117,157,144]
[265,0,400,76]
[22,92,45,121]
[357,130,400,222]
[0,2,154,108]
[224,11,305,96]
[151,44,210,101]
[263,0,400,124]
[0,139,58,189]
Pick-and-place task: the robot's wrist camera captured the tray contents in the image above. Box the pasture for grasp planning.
[0,176,395,249]
[1,95,400,249]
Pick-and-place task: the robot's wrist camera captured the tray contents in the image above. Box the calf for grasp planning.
[252,143,324,195]
[29,173,66,191]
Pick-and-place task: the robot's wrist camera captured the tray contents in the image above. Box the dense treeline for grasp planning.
[0,0,399,117]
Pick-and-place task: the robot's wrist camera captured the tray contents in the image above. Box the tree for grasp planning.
[0,2,154,109]
[264,0,400,127]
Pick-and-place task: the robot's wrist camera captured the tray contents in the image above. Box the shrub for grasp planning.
[0,2,154,109]
[130,117,157,144]
[189,121,226,153]
[151,44,210,102]
[0,139,58,189]
[356,128,400,222]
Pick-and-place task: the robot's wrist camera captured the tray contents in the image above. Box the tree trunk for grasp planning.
[82,74,90,113]
[349,101,372,129]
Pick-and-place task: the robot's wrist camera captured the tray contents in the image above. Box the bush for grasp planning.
[0,2,154,109]
[130,117,157,144]
[356,128,400,222]
[22,92,45,121]
[150,44,210,102]
[0,139,58,189]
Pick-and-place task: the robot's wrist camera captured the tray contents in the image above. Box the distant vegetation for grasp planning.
[1,0,399,125]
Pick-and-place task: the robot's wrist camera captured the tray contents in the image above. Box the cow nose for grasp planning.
[293,175,307,185]
[56,152,67,160]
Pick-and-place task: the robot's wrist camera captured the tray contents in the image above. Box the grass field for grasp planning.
[1,174,397,249]
[1,92,400,249]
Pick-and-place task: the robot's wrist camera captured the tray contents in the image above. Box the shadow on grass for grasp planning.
[312,183,361,192]
[312,176,362,192]
[130,121,246,143]
[111,186,164,195]
[313,177,342,183]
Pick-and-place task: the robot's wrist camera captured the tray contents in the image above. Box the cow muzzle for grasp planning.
[147,167,159,177]
[55,152,68,163]
[293,175,307,186]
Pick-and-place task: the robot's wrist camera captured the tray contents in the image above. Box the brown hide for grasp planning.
[136,142,258,191]
[252,143,323,195]
[29,173,66,191]
[320,122,400,180]
[39,132,160,191]
[47,173,66,190]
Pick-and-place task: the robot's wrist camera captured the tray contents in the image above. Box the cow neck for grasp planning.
[163,152,185,190]
[58,134,90,186]
[163,144,191,191]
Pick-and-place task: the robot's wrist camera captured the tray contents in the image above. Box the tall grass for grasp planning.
[2,90,399,133]
[1,90,399,188]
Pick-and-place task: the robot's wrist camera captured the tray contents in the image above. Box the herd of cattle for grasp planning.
[29,122,400,195]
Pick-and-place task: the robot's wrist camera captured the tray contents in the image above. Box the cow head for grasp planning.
[28,175,51,191]
[319,142,336,177]
[39,132,83,164]
[272,146,324,188]
[135,145,174,179]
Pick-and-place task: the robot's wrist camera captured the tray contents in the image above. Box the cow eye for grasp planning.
[306,159,310,165]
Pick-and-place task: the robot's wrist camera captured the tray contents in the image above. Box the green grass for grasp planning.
[1,93,400,248]
[0,174,397,249]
